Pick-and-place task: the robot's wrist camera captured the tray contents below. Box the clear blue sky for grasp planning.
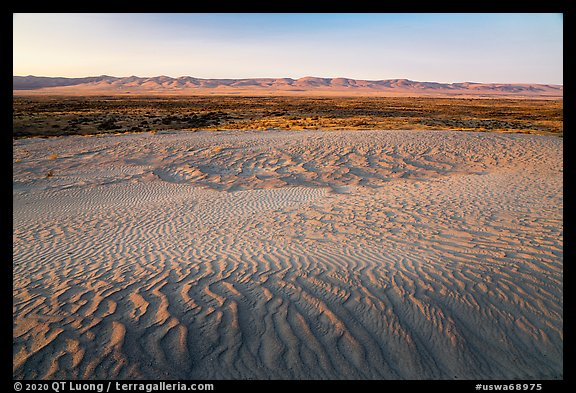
[13,13,563,84]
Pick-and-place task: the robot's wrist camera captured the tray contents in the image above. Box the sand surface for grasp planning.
[13,129,562,379]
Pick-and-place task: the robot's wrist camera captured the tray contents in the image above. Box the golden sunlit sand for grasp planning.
[13,129,562,379]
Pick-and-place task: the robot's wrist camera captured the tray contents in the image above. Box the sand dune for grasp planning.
[12,75,563,98]
[13,130,562,379]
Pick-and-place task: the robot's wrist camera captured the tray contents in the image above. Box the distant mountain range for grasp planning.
[13,75,563,98]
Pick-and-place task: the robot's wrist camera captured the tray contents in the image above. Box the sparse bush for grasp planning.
[97,118,121,130]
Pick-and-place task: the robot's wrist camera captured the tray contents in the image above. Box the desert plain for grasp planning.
[13,96,562,380]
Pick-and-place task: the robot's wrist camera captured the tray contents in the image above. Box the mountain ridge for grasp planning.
[13,75,563,98]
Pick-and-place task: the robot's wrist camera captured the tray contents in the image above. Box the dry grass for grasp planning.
[13,95,563,138]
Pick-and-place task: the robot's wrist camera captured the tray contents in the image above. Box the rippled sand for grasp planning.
[13,130,563,379]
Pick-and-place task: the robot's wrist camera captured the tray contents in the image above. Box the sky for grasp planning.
[13,13,563,84]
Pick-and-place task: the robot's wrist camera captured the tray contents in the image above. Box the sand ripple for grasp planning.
[13,130,562,379]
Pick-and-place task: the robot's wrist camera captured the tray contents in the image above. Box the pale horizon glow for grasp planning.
[13,13,563,85]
